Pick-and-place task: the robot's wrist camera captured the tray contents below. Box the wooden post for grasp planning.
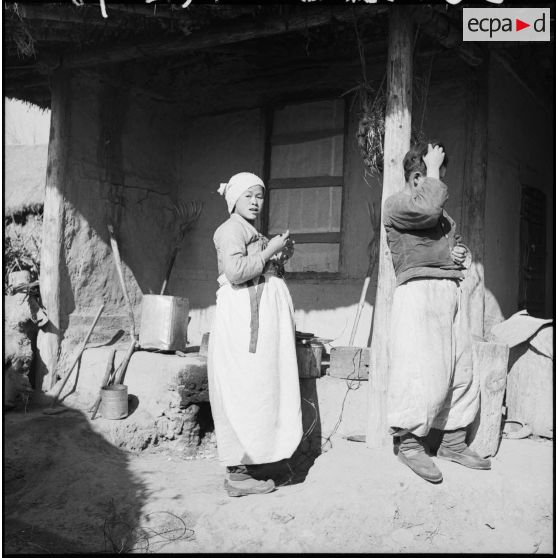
[460,58,489,340]
[467,341,509,458]
[366,8,413,448]
[35,70,72,391]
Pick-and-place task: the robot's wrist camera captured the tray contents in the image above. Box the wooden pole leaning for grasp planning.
[112,337,137,387]
[107,223,137,340]
[49,303,105,408]
[105,221,139,399]
[366,7,414,448]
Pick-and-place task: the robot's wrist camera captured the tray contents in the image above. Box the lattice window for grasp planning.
[266,99,345,273]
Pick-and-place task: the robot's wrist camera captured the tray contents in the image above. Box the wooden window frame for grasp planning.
[262,95,348,281]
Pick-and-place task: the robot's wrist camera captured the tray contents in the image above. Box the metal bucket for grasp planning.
[139,295,189,351]
[100,384,128,419]
[296,341,324,379]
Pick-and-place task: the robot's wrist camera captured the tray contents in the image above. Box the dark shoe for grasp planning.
[397,433,443,483]
[437,446,491,470]
[224,477,276,497]
[398,450,443,483]
[438,428,491,470]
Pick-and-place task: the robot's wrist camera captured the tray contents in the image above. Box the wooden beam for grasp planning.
[460,59,489,339]
[18,4,131,27]
[271,128,344,146]
[106,3,258,20]
[289,232,340,244]
[51,7,387,70]
[268,176,343,190]
[35,70,71,391]
[413,6,484,67]
[366,7,413,449]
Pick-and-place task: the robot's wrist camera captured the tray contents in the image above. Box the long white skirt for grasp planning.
[387,278,479,438]
[208,275,303,466]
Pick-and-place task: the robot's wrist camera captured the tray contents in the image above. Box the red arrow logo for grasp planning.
[516,19,530,31]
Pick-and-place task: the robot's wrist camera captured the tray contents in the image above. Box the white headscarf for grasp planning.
[218,172,265,214]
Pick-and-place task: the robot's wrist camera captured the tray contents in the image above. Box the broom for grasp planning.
[160,200,203,295]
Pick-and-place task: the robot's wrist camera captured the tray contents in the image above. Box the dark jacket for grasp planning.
[383,177,466,286]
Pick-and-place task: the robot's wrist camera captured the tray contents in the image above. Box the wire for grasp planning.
[103,499,195,553]
[277,350,366,486]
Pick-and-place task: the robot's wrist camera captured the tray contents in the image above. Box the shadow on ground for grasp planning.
[249,378,323,487]
[3,393,148,554]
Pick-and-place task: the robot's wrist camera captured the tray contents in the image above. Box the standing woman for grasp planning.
[208,171,303,497]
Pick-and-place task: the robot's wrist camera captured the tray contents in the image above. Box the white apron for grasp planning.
[208,273,303,466]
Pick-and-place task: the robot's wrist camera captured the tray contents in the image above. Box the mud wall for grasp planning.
[56,70,179,355]
[55,51,478,353]
[171,52,470,347]
[484,55,554,321]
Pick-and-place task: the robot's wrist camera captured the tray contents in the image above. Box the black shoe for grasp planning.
[437,446,491,470]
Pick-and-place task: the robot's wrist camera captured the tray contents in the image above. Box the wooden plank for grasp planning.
[467,341,509,458]
[366,7,413,449]
[270,128,344,146]
[459,61,489,339]
[19,4,133,27]
[328,346,370,380]
[268,177,343,190]
[505,336,553,438]
[35,70,71,391]
[52,7,387,69]
[289,232,340,244]
[413,6,483,67]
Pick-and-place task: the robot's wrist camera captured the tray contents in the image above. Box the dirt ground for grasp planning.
[4,400,554,555]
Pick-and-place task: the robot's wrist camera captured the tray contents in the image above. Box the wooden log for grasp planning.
[468,341,509,458]
[90,348,117,420]
[112,338,137,386]
[36,70,71,391]
[459,61,489,340]
[366,7,413,448]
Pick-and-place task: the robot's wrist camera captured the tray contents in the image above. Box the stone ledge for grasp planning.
[55,348,367,455]
[57,346,210,452]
